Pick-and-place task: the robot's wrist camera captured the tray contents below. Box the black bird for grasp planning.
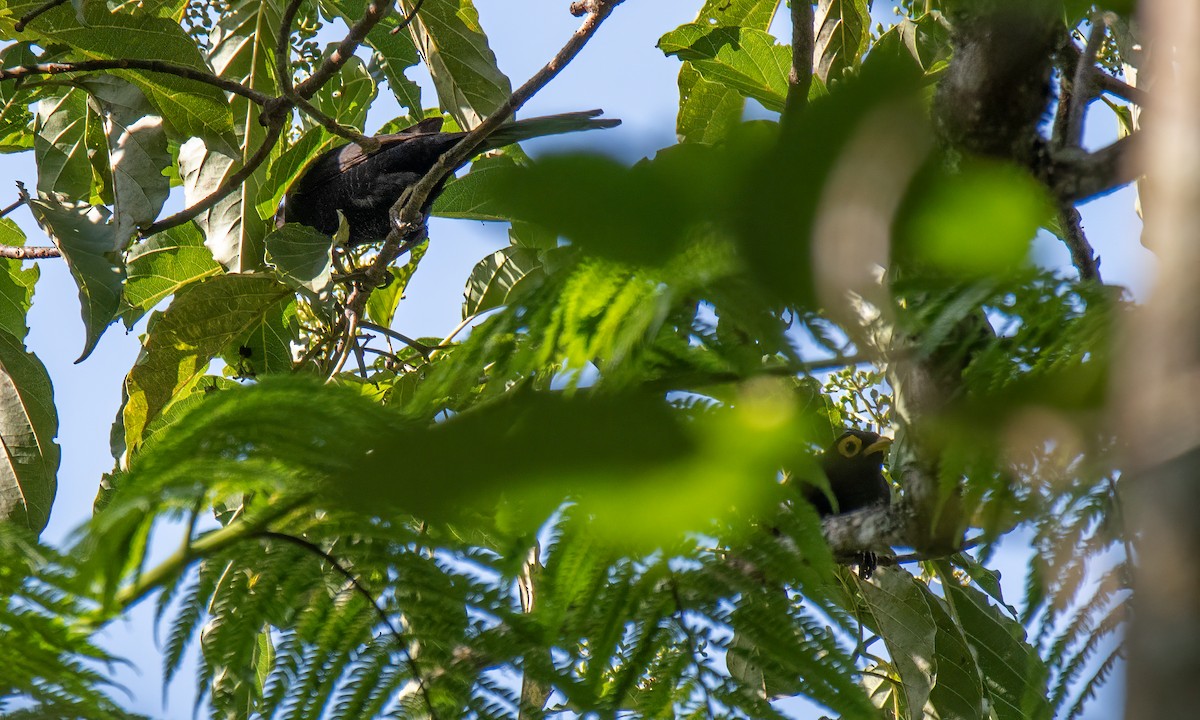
[279,110,620,245]
[803,429,893,517]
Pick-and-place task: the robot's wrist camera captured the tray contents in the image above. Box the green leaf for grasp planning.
[399,0,512,129]
[365,240,426,328]
[658,24,790,112]
[178,139,243,271]
[27,200,123,362]
[926,589,986,720]
[121,222,222,329]
[857,567,937,717]
[462,245,544,318]
[34,88,95,202]
[0,218,38,342]
[0,43,38,154]
[320,0,422,114]
[206,0,285,272]
[75,76,171,246]
[123,378,798,547]
[431,156,518,221]
[813,0,871,85]
[310,54,377,132]
[897,159,1052,278]
[122,274,294,453]
[942,567,1053,720]
[0,330,59,535]
[675,64,746,144]
[265,223,333,296]
[223,293,298,378]
[485,145,728,266]
[669,0,780,143]
[2,0,237,152]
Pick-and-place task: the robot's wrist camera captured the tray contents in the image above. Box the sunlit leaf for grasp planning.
[122,274,294,453]
[0,331,58,535]
[122,222,222,329]
[659,24,790,112]
[399,0,511,129]
[27,199,122,361]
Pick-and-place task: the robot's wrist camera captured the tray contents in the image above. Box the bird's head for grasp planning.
[824,429,893,471]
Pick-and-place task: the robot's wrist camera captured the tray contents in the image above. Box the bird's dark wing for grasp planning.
[292,117,449,192]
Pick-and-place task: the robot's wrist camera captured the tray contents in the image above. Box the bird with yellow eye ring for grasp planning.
[802,429,894,517]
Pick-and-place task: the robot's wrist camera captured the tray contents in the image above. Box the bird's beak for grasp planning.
[864,437,893,456]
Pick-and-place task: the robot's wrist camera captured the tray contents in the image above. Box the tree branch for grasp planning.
[293,0,396,100]
[0,60,272,105]
[1057,204,1102,282]
[784,0,815,124]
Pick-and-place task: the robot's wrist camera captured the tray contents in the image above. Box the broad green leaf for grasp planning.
[897,159,1051,278]
[76,76,171,247]
[122,274,294,452]
[675,64,746,144]
[669,0,780,143]
[462,245,544,318]
[942,568,1053,720]
[0,218,38,342]
[365,239,426,328]
[857,567,937,717]
[873,12,952,74]
[178,138,243,270]
[0,330,59,535]
[486,145,728,267]
[310,54,377,132]
[1,0,236,152]
[659,24,790,112]
[926,589,986,720]
[400,0,511,129]
[813,0,870,85]
[257,126,334,219]
[121,222,222,328]
[222,294,298,378]
[27,200,123,362]
[432,158,518,221]
[207,0,285,272]
[34,89,95,202]
[265,223,333,296]
[0,43,38,153]
[320,0,422,114]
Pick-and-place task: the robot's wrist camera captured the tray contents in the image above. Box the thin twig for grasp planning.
[784,0,815,125]
[360,320,433,356]
[13,0,67,32]
[0,61,271,105]
[327,313,360,381]
[0,195,26,218]
[1058,204,1102,282]
[139,120,285,237]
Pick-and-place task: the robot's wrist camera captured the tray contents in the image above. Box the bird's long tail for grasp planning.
[481,109,620,149]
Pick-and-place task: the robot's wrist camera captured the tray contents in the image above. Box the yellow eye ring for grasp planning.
[837,434,863,457]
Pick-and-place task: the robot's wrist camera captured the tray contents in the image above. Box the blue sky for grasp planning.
[1,1,1142,717]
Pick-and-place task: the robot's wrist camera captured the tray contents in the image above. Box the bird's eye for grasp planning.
[837,435,863,457]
